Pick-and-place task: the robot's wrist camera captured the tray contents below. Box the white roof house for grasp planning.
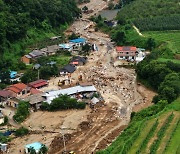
[43,85,96,104]
[136,51,146,63]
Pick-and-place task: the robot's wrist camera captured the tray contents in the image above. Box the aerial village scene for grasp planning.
[0,0,165,154]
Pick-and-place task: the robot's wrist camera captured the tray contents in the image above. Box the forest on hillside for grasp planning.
[117,0,180,31]
[0,0,81,54]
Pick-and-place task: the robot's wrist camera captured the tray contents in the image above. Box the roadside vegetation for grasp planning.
[41,95,86,111]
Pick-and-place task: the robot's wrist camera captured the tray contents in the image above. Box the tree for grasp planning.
[82,44,91,55]
[39,145,48,154]
[29,147,36,154]
[13,101,30,123]
[0,69,10,84]
[146,38,156,51]
[15,127,29,137]
[68,33,79,40]
[111,30,126,45]
[21,69,37,83]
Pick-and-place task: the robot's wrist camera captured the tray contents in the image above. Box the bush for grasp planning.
[13,101,30,123]
[15,127,29,137]
[41,95,86,111]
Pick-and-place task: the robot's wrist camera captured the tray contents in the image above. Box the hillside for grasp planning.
[97,98,180,154]
[0,0,80,69]
[117,0,180,31]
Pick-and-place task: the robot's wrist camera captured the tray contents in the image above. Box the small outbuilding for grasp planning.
[25,142,45,154]
[59,64,76,75]
[0,143,8,152]
[28,79,48,89]
[70,56,87,66]
[69,38,86,47]
[22,93,45,110]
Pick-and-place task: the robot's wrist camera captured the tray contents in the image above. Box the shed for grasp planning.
[91,97,100,105]
[69,38,86,44]
[59,44,73,51]
[10,71,17,79]
[33,64,41,70]
[25,142,44,154]
[43,85,97,104]
[60,64,76,74]
[23,93,45,109]
[0,143,7,152]
[70,56,87,66]
[28,79,48,89]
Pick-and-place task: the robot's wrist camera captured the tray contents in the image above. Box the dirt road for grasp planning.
[49,0,156,153]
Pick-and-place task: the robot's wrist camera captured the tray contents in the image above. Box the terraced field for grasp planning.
[144,31,180,54]
[97,98,180,154]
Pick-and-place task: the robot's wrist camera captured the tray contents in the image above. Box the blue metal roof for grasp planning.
[10,71,17,79]
[69,38,86,43]
[25,142,43,151]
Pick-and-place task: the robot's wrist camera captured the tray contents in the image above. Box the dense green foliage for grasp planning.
[0,0,80,76]
[13,101,30,123]
[137,52,180,103]
[0,0,80,53]
[15,127,29,137]
[134,15,180,31]
[116,0,180,31]
[41,95,86,111]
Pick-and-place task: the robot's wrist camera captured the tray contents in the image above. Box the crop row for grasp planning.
[150,113,174,154]
[163,118,180,153]
[120,121,145,154]
[136,119,159,154]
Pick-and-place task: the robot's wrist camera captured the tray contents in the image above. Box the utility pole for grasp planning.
[38,69,40,80]
[61,127,67,153]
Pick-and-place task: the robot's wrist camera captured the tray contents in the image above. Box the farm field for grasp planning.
[97,98,180,154]
[143,31,180,55]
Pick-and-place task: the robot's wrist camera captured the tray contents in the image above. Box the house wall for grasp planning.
[117,51,136,60]
[6,99,18,108]
[7,89,30,98]
[21,56,31,64]
[0,118,4,125]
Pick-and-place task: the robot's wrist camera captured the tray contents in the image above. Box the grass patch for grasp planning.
[143,31,180,54]
[49,54,71,68]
